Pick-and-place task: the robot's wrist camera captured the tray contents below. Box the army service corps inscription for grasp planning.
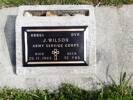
[22,26,87,66]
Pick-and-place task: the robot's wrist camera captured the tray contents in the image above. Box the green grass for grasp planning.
[0,0,133,8]
[0,83,133,100]
[0,72,132,100]
[0,84,99,100]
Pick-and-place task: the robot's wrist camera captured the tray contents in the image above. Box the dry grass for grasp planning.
[0,0,133,8]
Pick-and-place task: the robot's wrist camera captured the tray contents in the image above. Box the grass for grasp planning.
[0,84,99,100]
[98,72,133,100]
[0,72,132,100]
[0,83,133,100]
[0,0,133,8]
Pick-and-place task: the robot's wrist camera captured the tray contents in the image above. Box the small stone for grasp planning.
[46,11,57,16]
[24,12,32,16]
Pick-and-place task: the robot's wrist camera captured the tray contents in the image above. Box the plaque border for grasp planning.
[22,26,88,67]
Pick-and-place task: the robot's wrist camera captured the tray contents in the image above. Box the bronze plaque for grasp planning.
[22,26,88,66]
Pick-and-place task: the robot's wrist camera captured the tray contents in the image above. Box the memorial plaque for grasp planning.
[22,26,88,66]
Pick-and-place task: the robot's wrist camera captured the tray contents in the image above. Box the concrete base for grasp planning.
[0,5,133,90]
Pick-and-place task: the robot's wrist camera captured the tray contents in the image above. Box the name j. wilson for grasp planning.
[43,38,69,43]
